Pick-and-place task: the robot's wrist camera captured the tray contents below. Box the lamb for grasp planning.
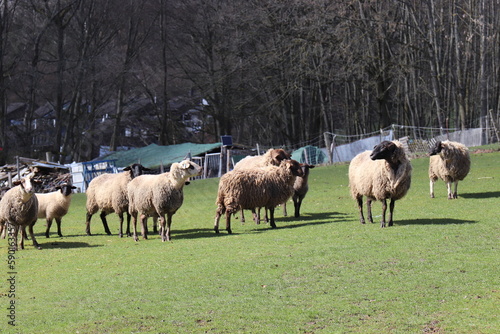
[0,173,40,250]
[428,140,471,199]
[214,159,304,234]
[233,148,291,223]
[85,163,149,237]
[127,160,202,242]
[35,183,76,238]
[283,164,315,218]
[348,140,412,228]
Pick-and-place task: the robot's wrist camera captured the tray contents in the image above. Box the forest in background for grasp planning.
[0,0,499,164]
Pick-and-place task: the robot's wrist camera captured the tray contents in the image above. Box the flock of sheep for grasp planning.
[0,139,470,250]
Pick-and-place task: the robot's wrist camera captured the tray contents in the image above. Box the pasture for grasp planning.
[1,149,499,333]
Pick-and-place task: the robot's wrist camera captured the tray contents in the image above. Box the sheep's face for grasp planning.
[429,141,443,156]
[16,173,36,195]
[370,141,398,161]
[125,163,150,179]
[179,160,202,179]
[57,184,77,196]
[270,149,291,165]
[284,159,305,177]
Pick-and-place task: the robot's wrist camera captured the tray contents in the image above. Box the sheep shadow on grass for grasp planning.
[247,211,350,232]
[39,241,102,249]
[459,191,500,199]
[396,218,477,226]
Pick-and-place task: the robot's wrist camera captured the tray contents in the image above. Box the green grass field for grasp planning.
[1,149,499,333]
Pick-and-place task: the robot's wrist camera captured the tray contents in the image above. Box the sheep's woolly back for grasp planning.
[86,171,133,215]
[233,148,290,170]
[216,162,297,213]
[127,160,202,216]
[36,189,73,220]
[0,182,38,227]
[429,141,470,182]
[349,140,412,201]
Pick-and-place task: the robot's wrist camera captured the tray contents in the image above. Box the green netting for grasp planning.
[291,145,327,165]
[99,142,221,169]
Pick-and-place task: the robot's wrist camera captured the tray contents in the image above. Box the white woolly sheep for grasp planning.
[429,140,471,199]
[283,164,315,218]
[85,163,149,237]
[348,140,412,228]
[233,148,291,223]
[214,159,304,234]
[36,183,76,238]
[0,173,40,250]
[127,160,202,242]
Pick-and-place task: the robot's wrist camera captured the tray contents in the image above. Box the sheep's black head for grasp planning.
[370,141,398,161]
[56,184,77,196]
[124,163,150,179]
[429,141,443,156]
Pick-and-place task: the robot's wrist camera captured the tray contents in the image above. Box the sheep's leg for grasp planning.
[294,195,303,218]
[100,211,112,235]
[453,181,459,199]
[28,221,41,249]
[55,218,63,237]
[153,216,158,234]
[387,199,396,227]
[11,224,19,251]
[268,207,276,228]
[85,212,93,236]
[131,211,139,242]
[125,212,131,237]
[356,196,365,224]
[118,212,124,238]
[45,218,52,238]
[283,202,288,217]
[165,213,173,241]
[251,208,259,224]
[225,210,233,234]
[430,180,435,198]
[446,182,453,199]
[214,207,224,233]
[240,209,245,223]
[367,199,374,224]
[140,214,148,240]
[380,199,387,228]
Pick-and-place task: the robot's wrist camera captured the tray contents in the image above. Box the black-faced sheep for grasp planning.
[36,183,76,238]
[127,160,202,242]
[283,164,315,218]
[0,173,40,250]
[428,140,471,199]
[85,163,149,237]
[233,148,291,223]
[214,159,304,234]
[348,140,412,228]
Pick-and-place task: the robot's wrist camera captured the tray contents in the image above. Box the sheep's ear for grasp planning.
[123,166,131,171]
[71,186,77,189]
[13,180,21,186]
[180,161,190,169]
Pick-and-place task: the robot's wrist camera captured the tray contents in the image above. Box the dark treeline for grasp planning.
[0,0,499,164]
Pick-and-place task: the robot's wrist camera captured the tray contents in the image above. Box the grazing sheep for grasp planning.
[283,164,315,218]
[214,159,304,234]
[85,163,149,237]
[0,173,40,250]
[127,160,202,242]
[36,183,76,238]
[429,140,471,199]
[348,140,412,228]
[234,148,291,223]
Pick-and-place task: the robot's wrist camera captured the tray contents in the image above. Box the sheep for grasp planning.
[428,140,471,199]
[214,159,304,234]
[348,140,412,228]
[283,164,315,218]
[233,148,291,223]
[127,160,202,242]
[35,183,76,238]
[0,173,40,250]
[85,163,149,237]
